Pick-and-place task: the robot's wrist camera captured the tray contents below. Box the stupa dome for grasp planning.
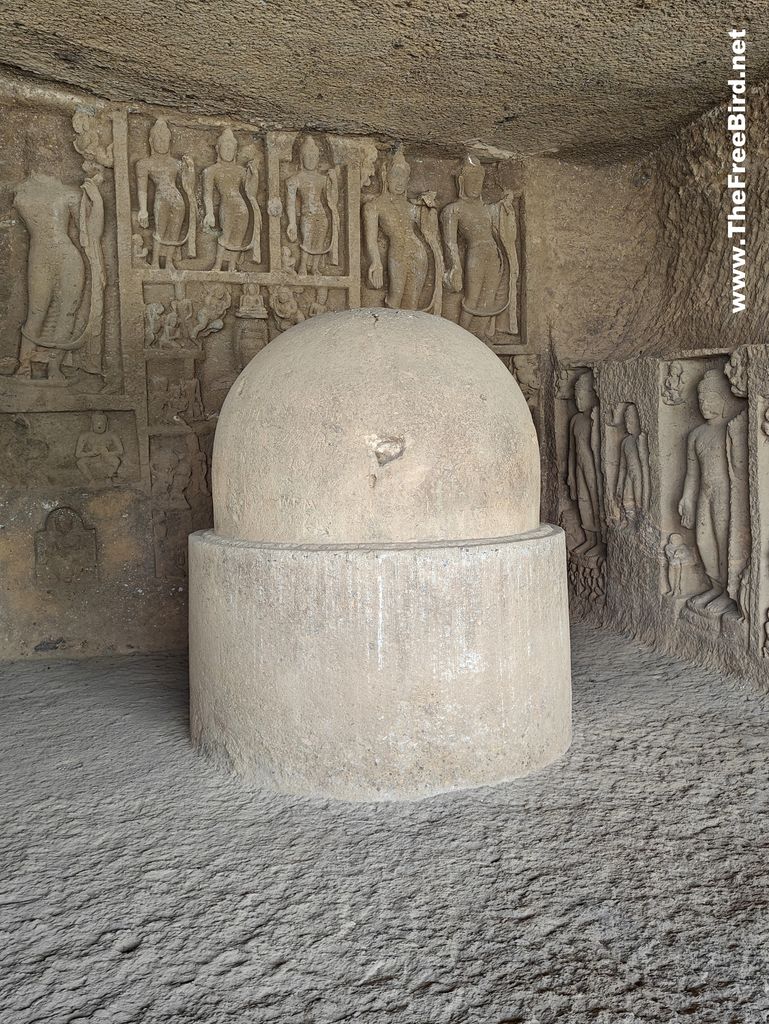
[212,308,539,545]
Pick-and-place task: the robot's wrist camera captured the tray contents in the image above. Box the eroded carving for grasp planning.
[567,371,605,558]
[76,412,123,483]
[202,128,261,270]
[441,155,519,340]
[363,149,441,312]
[615,403,650,522]
[35,507,97,583]
[148,375,204,426]
[661,360,685,405]
[678,368,745,623]
[145,285,230,352]
[268,286,305,334]
[285,136,339,275]
[11,165,105,384]
[136,119,196,269]
[3,415,49,483]
[150,445,192,510]
[664,532,696,598]
[724,350,751,621]
[72,108,114,172]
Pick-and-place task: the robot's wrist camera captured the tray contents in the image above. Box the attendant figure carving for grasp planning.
[662,360,685,406]
[285,137,339,275]
[664,533,695,597]
[441,155,519,340]
[615,404,650,521]
[362,149,442,312]
[566,372,604,557]
[202,128,261,270]
[136,119,196,269]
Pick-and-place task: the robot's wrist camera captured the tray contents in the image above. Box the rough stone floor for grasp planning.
[2,625,769,1024]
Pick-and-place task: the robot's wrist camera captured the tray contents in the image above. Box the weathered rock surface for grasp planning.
[2,2,769,161]
[2,624,768,1021]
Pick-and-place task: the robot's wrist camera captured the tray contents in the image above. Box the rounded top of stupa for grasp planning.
[212,308,540,545]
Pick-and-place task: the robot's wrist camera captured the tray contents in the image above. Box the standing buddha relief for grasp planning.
[441,155,519,340]
[285,136,340,276]
[362,148,442,314]
[135,118,196,269]
[677,366,748,625]
[11,137,106,385]
[362,148,521,339]
[202,128,261,271]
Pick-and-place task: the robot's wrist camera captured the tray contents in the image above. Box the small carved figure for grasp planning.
[306,286,330,319]
[661,361,685,406]
[282,245,298,273]
[615,403,650,521]
[285,136,339,275]
[148,375,202,426]
[35,506,97,583]
[151,448,191,510]
[202,128,261,270]
[566,371,605,557]
[75,412,124,483]
[136,118,196,269]
[678,369,735,617]
[159,306,183,349]
[511,355,539,413]
[72,109,114,171]
[237,283,268,318]
[763,611,769,658]
[269,286,305,333]
[664,533,696,597]
[132,233,149,264]
[13,167,105,382]
[362,149,442,312]
[185,434,210,500]
[441,155,519,339]
[189,284,232,342]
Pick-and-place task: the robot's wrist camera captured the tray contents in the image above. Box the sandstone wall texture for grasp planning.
[3,2,769,163]
[617,81,769,354]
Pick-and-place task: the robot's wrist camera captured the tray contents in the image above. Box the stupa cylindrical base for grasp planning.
[189,525,571,801]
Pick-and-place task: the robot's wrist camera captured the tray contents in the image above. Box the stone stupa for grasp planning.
[189,308,571,800]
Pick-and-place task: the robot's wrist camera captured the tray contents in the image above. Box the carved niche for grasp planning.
[35,507,97,583]
[0,126,109,390]
[556,366,606,608]
[662,360,749,633]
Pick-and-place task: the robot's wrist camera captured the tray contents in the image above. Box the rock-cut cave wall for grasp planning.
[549,83,769,690]
[1,70,654,657]
[9,65,763,691]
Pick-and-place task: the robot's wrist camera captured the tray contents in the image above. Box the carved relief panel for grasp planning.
[0,409,139,489]
[555,364,606,609]
[0,77,529,655]
[0,104,120,394]
[360,149,526,351]
[657,352,749,642]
